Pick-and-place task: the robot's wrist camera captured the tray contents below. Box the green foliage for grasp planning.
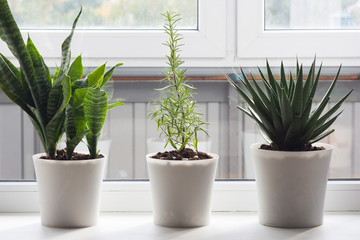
[0,0,81,158]
[149,11,208,152]
[65,59,123,159]
[0,0,123,159]
[227,58,352,151]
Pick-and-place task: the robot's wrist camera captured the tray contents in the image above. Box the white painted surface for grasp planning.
[0,181,359,213]
[0,212,359,240]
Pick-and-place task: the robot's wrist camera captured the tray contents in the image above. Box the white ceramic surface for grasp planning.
[251,143,333,228]
[146,153,218,227]
[33,154,106,228]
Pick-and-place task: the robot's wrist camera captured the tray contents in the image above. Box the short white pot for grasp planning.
[251,143,333,228]
[146,153,218,227]
[33,153,106,228]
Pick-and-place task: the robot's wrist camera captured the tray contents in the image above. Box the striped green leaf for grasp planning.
[84,89,108,158]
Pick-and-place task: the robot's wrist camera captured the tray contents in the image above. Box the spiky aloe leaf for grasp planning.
[228,58,352,151]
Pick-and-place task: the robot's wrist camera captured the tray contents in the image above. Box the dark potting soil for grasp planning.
[151,148,212,160]
[40,149,104,160]
[260,143,325,151]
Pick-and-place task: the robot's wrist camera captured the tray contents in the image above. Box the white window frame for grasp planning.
[236,0,360,67]
[0,0,227,68]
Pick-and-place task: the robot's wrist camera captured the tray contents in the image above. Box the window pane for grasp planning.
[8,0,198,30]
[265,0,360,30]
[0,80,358,181]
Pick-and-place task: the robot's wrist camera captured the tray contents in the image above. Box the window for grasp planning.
[237,0,360,66]
[265,0,360,30]
[9,0,198,30]
[0,0,359,212]
[1,0,226,68]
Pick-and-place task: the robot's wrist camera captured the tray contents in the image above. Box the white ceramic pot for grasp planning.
[146,153,218,227]
[251,143,333,228]
[33,154,106,228]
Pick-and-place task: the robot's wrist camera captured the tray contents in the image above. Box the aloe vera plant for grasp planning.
[227,58,352,151]
[0,0,122,159]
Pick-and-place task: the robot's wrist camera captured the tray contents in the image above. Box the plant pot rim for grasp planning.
[33,153,107,163]
[251,142,333,153]
[146,152,218,162]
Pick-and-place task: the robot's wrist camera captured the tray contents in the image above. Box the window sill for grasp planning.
[0,212,359,240]
[1,181,360,212]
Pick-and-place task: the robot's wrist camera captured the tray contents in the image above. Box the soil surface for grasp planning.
[151,148,212,160]
[40,149,104,160]
[260,143,325,151]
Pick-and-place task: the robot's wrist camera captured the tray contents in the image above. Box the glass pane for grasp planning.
[265,0,360,30]
[8,0,198,30]
[0,79,358,181]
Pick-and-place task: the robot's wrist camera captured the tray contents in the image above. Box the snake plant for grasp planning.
[65,56,123,159]
[0,0,122,159]
[227,58,352,151]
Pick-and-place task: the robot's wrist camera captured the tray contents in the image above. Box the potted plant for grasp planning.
[0,1,122,227]
[227,59,352,228]
[146,11,218,228]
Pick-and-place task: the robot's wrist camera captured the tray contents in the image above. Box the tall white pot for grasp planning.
[33,154,106,228]
[146,154,218,227]
[251,143,332,228]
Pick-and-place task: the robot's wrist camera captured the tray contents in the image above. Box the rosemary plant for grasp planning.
[227,58,352,151]
[149,11,208,152]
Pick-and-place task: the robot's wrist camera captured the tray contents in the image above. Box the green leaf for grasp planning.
[56,7,82,82]
[0,53,20,79]
[266,60,282,95]
[291,65,303,116]
[45,75,72,158]
[84,88,108,158]
[314,90,352,127]
[108,102,124,110]
[226,75,255,109]
[0,55,45,143]
[26,36,51,120]
[0,0,45,122]
[310,111,342,140]
[88,64,106,88]
[280,61,288,92]
[66,130,88,160]
[303,58,315,103]
[283,117,303,147]
[68,55,83,82]
[100,63,123,88]
[73,88,88,107]
[309,130,334,145]
[280,88,293,130]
